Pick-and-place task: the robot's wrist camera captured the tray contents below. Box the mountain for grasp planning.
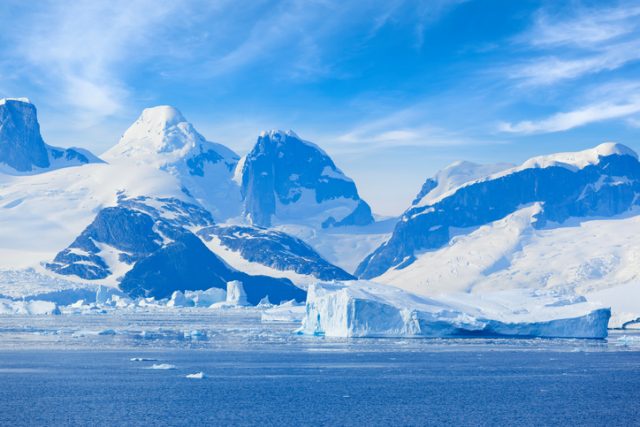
[356,143,640,327]
[46,196,306,304]
[0,98,102,174]
[103,105,242,221]
[0,102,354,305]
[239,130,374,228]
[198,225,354,281]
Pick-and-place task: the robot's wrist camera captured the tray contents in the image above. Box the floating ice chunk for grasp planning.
[0,299,61,315]
[106,295,134,308]
[257,295,272,307]
[261,300,305,322]
[226,280,249,306]
[184,288,226,307]
[298,281,611,339]
[185,372,205,379]
[98,329,117,336]
[183,329,207,340]
[148,364,177,370]
[211,281,250,309]
[167,291,195,308]
[130,357,158,362]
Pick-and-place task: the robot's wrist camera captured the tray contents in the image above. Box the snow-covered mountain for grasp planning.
[0,98,102,174]
[357,143,640,327]
[239,130,374,228]
[0,102,359,304]
[46,196,305,303]
[198,225,355,282]
[103,105,242,221]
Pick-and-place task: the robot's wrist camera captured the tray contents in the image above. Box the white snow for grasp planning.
[298,281,610,339]
[415,143,637,208]
[0,97,31,106]
[377,205,640,328]
[0,299,60,315]
[273,218,395,274]
[413,161,513,208]
[102,105,242,221]
[201,233,320,288]
[514,142,637,172]
[261,300,305,322]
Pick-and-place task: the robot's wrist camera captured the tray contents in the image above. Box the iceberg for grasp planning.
[225,280,249,306]
[0,299,61,315]
[298,281,611,339]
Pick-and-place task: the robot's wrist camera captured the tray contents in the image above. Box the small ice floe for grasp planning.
[97,329,116,336]
[148,363,177,370]
[261,300,305,323]
[615,335,640,347]
[185,372,206,379]
[183,329,207,340]
[130,357,158,362]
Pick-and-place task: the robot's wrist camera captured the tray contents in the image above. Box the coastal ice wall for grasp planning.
[298,281,611,339]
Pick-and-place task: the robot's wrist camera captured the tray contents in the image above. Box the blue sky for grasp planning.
[1,0,639,215]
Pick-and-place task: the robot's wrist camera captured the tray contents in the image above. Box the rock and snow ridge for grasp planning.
[357,143,640,279]
[46,196,307,304]
[239,129,374,228]
[298,281,611,339]
[103,105,242,221]
[0,98,102,174]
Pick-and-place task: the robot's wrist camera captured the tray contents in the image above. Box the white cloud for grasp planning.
[510,2,640,86]
[2,0,179,125]
[328,105,491,152]
[499,99,640,134]
[511,39,640,86]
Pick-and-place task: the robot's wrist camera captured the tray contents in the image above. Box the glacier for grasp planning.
[298,281,611,339]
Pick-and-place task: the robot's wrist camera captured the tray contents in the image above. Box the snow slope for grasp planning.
[375,204,640,327]
[358,143,640,279]
[103,105,242,221]
[412,160,513,207]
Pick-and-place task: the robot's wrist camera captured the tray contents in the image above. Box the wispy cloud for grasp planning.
[499,98,640,134]
[510,2,640,86]
[1,0,179,126]
[326,104,495,152]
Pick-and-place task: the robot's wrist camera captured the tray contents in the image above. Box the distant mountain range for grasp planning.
[0,98,638,327]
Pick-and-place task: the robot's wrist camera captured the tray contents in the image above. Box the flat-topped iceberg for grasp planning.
[298,281,611,339]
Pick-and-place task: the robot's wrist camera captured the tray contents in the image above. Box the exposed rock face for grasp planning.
[0,98,102,173]
[240,130,374,228]
[198,225,354,281]
[47,197,306,304]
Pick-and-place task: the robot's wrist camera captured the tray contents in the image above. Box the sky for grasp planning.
[1,0,639,215]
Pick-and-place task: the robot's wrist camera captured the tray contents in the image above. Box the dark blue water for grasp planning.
[0,348,639,426]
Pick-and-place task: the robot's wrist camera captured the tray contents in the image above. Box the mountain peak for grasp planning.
[104,105,202,162]
[138,105,186,129]
[241,130,373,228]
